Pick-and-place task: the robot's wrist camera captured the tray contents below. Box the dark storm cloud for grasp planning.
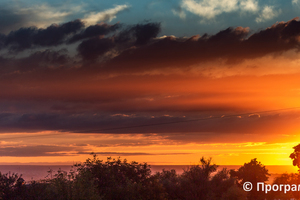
[31,19,84,46]
[0,145,190,157]
[104,18,300,72]
[26,49,70,66]
[77,37,115,60]
[16,49,72,72]
[1,20,160,59]
[0,110,296,136]
[115,22,161,45]
[3,18,299,71]
[0,49,71,74]
[5,20,84,51]
[0,145,82,157]
[68,23,121,44]
[76,22,161,60]
[0,34,5,48]
[105,29,246,72]
[4,27,36,51]
[244,18,300,58]
[77,152,191,156]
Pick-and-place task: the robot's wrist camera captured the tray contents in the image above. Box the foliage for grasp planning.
[221,185,247,200]
[179,157,218,199]
[230,158,270,200]
[209,168,241,200]
[156,157,239,200]
[266,173,300,200]
[0,172,25,200]
[74,154,165,200]
[290,144,300,171]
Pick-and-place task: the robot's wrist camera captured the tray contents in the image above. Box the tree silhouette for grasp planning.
[230,158,270,200]
[74,154,165,200]
[290,144,300,171]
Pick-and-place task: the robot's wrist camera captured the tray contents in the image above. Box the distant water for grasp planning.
[0,165,297,182]
[0,165,74,182]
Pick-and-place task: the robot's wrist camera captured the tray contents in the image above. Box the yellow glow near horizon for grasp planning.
[1,132,300,173]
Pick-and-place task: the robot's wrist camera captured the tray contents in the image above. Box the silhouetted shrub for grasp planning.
[0,172,25,200]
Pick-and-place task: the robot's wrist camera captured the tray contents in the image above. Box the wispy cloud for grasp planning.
[0,3,130,34]
[181,0,239,20]
[240,0,259,12]
[83,4,130,25]
[292,0,299,5]
[20,4,72,25]
[255,6,281,23]
[0,3,83,34]
[180,0,260,20]
[180,0,281,23]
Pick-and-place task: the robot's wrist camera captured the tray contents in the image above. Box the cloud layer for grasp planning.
[1,7,300,162]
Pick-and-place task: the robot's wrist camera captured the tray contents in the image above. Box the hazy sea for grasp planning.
[0,165,297,183]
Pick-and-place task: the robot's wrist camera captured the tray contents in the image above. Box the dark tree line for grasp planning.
[2,151,300,200]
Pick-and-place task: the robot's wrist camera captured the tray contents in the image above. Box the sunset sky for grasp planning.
[1,0,300,168]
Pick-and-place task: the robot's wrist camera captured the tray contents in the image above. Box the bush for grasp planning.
[0,172,25,200]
